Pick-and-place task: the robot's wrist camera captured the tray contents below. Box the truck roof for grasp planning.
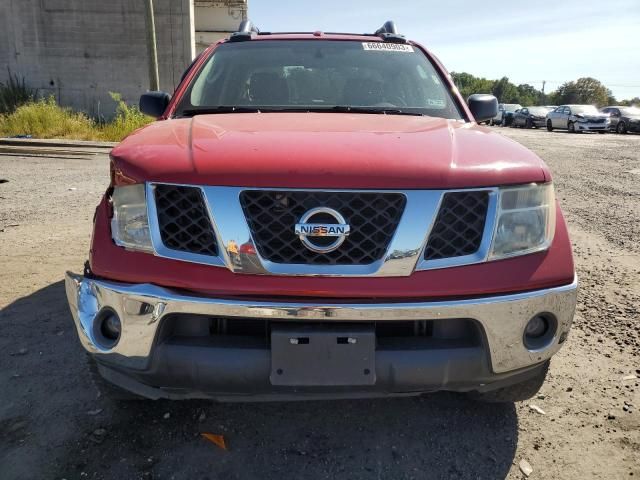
[226,19,408,44]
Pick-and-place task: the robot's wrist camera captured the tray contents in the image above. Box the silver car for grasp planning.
[545,105,610,133]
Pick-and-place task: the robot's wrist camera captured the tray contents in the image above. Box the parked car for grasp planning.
[546,105,610,133]
[65,20,577,403]
[601,106,640,134]
[490,103,522,126]
[502,104,523,127]
[512,106,552,128]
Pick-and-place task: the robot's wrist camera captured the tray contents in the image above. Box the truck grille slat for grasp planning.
[154,185,218,256]
[240,191,406,265]
[424,191,489,261]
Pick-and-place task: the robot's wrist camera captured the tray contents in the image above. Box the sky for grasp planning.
[249,0,640,100]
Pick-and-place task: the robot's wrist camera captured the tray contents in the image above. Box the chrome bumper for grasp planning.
[65,272,577,374]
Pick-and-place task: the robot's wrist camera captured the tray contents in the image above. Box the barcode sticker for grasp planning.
[362,42,414,53]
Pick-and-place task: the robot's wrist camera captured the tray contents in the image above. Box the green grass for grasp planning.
[0,93,153,142]
[99,92,154,141]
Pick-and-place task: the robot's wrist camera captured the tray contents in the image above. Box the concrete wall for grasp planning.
[0,0,195,117]
[194,0,247,53]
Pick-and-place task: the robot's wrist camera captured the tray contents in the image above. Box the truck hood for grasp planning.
[111,113,549,189]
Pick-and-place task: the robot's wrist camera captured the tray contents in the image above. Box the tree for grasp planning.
[516,84,540,106]
[449,72,635,107]
[618,97,640,107]
[549,77,609,107]
[450,72,494,100]
[492,77,519,103]
[450,72,545,105]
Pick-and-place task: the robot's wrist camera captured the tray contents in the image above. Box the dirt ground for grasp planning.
[0,128,638,480]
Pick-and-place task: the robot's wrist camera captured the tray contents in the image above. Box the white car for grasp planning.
[545,105,610,133]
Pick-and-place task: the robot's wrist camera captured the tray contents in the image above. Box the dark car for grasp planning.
[601,106,640,134]
[512,106,552,129]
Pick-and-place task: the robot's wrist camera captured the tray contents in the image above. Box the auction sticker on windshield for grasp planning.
[362,42,414,52]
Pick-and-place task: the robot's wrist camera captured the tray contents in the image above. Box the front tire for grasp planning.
[546,120,553,132]
[472,361,550,403]
[525,118,533,129]
[568,121,576,133]
[617,122,627,134]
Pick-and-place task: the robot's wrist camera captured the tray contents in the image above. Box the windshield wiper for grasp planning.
[180,105,425,117]
[320,106,424,116]
[181,106,262,116]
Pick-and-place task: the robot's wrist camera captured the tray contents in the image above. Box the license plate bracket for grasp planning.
[270,325,376,386]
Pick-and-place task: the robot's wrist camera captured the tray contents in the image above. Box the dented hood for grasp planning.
[110,113,549,188]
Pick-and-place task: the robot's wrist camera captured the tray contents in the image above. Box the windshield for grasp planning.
[621,107,640,115]
[528,107,550,116]
[572,105,599,114]
[175,40,463,119]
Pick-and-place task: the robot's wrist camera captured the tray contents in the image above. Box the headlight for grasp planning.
[110,184,153,253]
[489,183,556,259]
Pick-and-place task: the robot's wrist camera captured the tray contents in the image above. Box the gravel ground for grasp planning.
[0,128,639,479]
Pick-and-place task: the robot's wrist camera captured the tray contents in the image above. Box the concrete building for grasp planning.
[195,1,247,52]
[0,0,247,117]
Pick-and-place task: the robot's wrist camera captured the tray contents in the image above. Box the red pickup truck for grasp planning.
[65,21,577,402]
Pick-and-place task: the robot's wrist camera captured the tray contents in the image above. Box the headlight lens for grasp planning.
[110,184,153,252]
[489,183,556,259]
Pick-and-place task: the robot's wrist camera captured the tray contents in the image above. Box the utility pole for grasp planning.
[542,80,546,104]
[144,0,160,91]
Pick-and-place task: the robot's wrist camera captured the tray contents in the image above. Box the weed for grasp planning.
[0,69,36,114]
[0,94,153,142]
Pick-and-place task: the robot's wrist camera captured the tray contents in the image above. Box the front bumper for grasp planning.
[575,121,609,131]
[65,272,577,399]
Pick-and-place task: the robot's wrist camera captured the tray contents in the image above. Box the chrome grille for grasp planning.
[424,191,489,261]
[154,185,218,256]
[240,191,406,265]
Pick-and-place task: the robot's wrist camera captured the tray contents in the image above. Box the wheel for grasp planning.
[546,120,553,132]
[617,121,627,134]
[568,121,576,133]
[472,361,550,403]
[87,355,143,401]
[525,118,533,129]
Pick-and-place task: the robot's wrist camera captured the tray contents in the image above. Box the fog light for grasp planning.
[101,313,121,340]
[94,309,121,349]
[525,315,547,338]
[523,314,557,351]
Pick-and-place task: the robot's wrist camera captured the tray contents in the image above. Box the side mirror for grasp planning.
[468,94,499,123]
[139,91,172,118]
